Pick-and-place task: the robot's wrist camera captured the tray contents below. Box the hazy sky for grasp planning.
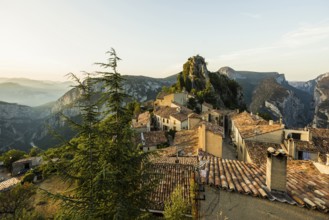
[0,0,329,81]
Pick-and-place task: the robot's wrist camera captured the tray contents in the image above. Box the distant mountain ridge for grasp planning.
[0,77,72,106]
[0,74,176,151]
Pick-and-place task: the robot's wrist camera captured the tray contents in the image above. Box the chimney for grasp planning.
[279,117,282,125]
[236,109,239,113]
[287,138,296,159]
[266,147,287,192]
[269,120,273,125]
[326,154,329,166]
[198,123,207,152]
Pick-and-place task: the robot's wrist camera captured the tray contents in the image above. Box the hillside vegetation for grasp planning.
[164,55,245,109]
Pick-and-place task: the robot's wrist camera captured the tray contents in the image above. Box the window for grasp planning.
[173,126,176,131]
[174,120,176,125]
[291,133,301,140]
[298,151,311,160]
[167,119,169,123]
[163,118,165,122]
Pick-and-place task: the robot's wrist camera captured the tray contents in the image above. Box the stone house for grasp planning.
[154,92,188,107]
[12,157,42,176]
[201,102,213,113]
[230,111,284,162]
[284,138,319,161]
[173,121,223,158]
[200,109,235,137]
[135,131,167,152]
[132,111,151,132]
[154,105,192,131]
[282,128,329,162]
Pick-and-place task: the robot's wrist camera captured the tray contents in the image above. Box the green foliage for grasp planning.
[29,147,42,157]
[187,97,197,111]
[189,179,197,219]
[164,186,189,220]
[208,72,243,109]
[127,100,141,117]
[258,112,272,121]
[167,129,177,140]
[43,49,157,219]
[185,77,192,93]
[0,149,26,172]
[22,171,35,183]
[0,183,37,219]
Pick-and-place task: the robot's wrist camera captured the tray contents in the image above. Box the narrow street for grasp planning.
[222,137,237,160]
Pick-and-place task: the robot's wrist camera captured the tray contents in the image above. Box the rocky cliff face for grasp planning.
[312,73,329,128]
[0,102,41,151]
[219,67,314,128]
[249,78,312,127]
[123,75,175,102]
[288,80,316,95]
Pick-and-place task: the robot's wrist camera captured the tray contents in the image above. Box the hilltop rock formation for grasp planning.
[174,56,244,109]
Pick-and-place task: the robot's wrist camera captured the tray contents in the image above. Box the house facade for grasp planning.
[154,106,191,131]
[230,111,284,162]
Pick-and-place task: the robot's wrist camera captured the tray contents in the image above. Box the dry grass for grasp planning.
[33,176,73,219]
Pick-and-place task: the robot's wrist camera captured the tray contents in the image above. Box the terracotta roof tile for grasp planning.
[294,140,318,152]
[0,177,20,191]
[245,141,282,166]
[173,129,199,155]
[197,152,329,212]
[154,106,178,119]
[149,158,196,212]
[153,156,198,166]
[154,105,192,122]
[198,121,224,136]
[232,112,283,138]
[132,111,151,128]
[135,131,167,147]
[188,113,201,119]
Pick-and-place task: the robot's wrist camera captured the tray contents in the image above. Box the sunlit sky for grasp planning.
[0,0,329,81]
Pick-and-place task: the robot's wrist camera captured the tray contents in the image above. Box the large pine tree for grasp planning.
[43,49,156,219]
